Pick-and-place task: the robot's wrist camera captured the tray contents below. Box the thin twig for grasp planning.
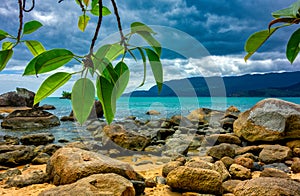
[89,0,103,54]
[76,0,85,12]
[111,0,125,44]
[23,0,35,12]
[17,0,23,42]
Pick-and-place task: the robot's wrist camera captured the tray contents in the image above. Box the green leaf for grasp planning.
[144,48,163,92]
[23,20,43,35]
[2,41,14,50]
[72,78,95,125]
[131,22,155,34]
[272,1,300,18]
[286,28,300,63]
[114,61,129,98]
[90,3,111,16]
[244,28,279,61]
[0,29,9,41]
[0,50,13,71]
[96,76,115,124]
[137,47,147,87]
[102,60,118,82]
[78,15,90,32]
[25,40,46,56]
[23,49,74,75]
[106,43,125,62]
[136,31,161,56]
[34,72,72,105]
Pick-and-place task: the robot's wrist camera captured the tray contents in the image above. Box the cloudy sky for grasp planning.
[0,0,299,96]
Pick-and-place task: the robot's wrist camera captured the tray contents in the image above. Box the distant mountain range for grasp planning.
[124,71,300,97]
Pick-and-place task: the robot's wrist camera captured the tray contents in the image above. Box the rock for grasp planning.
[234,157,254,169]
[262,163,290,173]
[220,117,236,130]
[260,168,290,178]
[259,145,292,164]
[286,140,300,149]
[206,143,236,159]
[220,156,234,169]
[293,147,300,156]
[46,147,144,185]
[291,160,300,173]
[102,125,150,151]
[235,146,263,156]
[185,160,213,170]
[162,161,184,177]
[32,153,50,165]
[222,180,242,193]
[3,135,19,145]
[60,115,74,122]
[166,166,223,195]
[0,168,21,181]
[212,160,231,181]
[38,104,56,110]
[20,133,55,146]
[234,98,300,142]
[42,144,62,156]
[39,173,135,196]
[234,177,300,196]
[131,180,145,195]
[229,164,251,180]
[169,115,193,127]
[204,134,241,145]
[187,108,224,125]
[157,128,176,140]
[88,100,104,119]
[146,110,161,115]
[1,109,60,129]
[0,88,36,107]
[224,106,240,119]
[5,170,49,188]
[0,145,36,166]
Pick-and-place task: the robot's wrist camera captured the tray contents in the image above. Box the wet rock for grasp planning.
[20,133,55,146]
[260,168,290,178]
[32,153,50,165]
[222,179,242,193]
[5,170,49,188]
[1,109,60,129]
[3,135,19,145]
[38,104,56,110]
[234,98,300,142]
[229,164,251,180]
[102,125,150,151]
[166,166,223,195]
[234,177,300,196]
[259,145,292,164]
[146,110,161,115]
[157,128,176,140]
[162,161,184,177]
[169,115,193,127]
[42,144,62,156]
[206,143,236,159]
[0,145,36,166]
[46,147,144,185]
[39,173,135,196]
[60,116,74,122]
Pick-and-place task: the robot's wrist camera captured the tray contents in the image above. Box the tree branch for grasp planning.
[111,0,125,44]
[76,0,85,12]
[22,0,35,12]
[17,0,23,42]
[89,0,103,55]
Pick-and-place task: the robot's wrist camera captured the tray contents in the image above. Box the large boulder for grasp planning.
[166,166,223,195]
[46,147,144,185]
[234,177,300,196]
[102,125,150,151]
[39,173,135,196]
[259,145,292,164]
[0,88,36,107]
[1,109,60,129]
[234,98,300,142]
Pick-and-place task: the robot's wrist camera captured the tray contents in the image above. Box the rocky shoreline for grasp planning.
[0,97,300,195]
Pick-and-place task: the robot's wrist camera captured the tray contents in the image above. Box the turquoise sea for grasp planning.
[1,97,300,142]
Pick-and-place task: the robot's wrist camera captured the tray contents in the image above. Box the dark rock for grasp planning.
[32,153,50,165]
[1,109,60,129]
[0,168,21,181]
[162,161,184,177]
[166,166,223,195]
[259,145,292,164]
[16,88,36,107]
[262,163,290,173]
[145,177,156,188]
[39,173,135,196]
[291,160,300,173]
[131,180,145,195]
[229,164,251,180]
[46,147,144,185]
[0,88,36,107]
[3,135,19,145]
[234,98,300,142]
[0,145,36,166]
[20,133,55,146]
[206,143,236,159]
[102,125,150,151]
[220,117,236,130]
[58,138,69,143]
[222,180,242,193]
[234,177,300,196]
[224,106,240,119]
[38,104,56,110]
[5,170,49,188]
[146,110,161,115]
[260,168,290,178]
[60,115,74,122]
[157,128,176,140]
[42,144,62,156]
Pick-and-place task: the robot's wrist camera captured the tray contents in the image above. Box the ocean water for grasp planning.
[1,97,300,142]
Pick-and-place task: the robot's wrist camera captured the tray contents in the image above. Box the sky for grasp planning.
[0,0,299,96]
